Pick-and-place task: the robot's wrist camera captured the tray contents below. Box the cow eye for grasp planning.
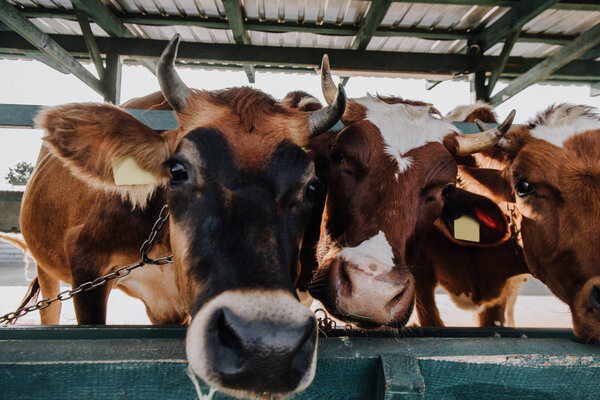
[305,179,325,203]
[168,162,188,184]
[332,151,344,164]
[516,180,534,197]
[442,183,456,197]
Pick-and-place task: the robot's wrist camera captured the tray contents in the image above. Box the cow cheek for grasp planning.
[572,278,600,343]
[170,222,201,310]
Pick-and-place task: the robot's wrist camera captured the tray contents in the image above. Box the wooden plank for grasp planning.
[1,328,599,399]
[221,0,255,83]
[352,0,393,50]
[1,33,596,82]
[391,0,600,11]
[74,7,104,79]
[103,53,122,104]
[0,2,103,96]
[490,22,600,104]
[70,0,157,75]
[472,0,560,51]
[487,28,521,95]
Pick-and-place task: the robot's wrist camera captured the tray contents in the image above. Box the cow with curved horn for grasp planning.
[462,104,600,342]
[20,35,346,396]
[308,55,515,327]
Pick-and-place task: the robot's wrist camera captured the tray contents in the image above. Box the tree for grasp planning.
[5,161,34,186]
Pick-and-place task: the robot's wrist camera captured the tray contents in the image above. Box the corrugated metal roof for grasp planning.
[8,0,597,59]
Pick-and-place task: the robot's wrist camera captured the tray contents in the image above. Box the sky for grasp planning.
[1,58,599,187]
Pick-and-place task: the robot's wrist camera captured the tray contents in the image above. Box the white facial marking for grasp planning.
[530,104,600,147]
[356,96,456,175]
[444,100,495,122]
[297,96,320,109]
[338,231,395,275]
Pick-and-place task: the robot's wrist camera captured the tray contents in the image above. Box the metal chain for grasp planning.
[0,205,173,325]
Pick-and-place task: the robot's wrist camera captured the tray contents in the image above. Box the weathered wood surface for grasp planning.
[1,326,598,399]
[0,104,495,134]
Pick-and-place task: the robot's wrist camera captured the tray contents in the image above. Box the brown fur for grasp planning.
[463,104,600,341]
[22,87,317,325]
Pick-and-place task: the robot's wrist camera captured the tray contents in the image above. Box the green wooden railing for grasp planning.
[1,326,598,400]
[0,104,496,134]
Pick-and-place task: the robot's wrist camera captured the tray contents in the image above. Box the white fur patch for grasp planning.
[338,231,395,275]
[530,104,600,147]
[445,100,495,122]
[356,96,456,174]
[297,96,320,110]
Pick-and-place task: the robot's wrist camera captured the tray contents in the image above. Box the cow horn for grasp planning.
[321,54,338,105]
[157,34,192,113]
[454,109,516,155]
[308,84,346,138]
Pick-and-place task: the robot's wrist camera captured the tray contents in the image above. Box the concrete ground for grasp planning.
[0,240,573,328]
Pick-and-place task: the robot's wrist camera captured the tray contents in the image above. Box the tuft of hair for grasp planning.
[528,104,600,147]
[281,91,323,112]
[445,101,496,123]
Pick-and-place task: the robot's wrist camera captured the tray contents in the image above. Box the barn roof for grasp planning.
[0,1,598,104]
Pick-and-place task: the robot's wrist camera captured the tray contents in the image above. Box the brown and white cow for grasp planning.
[413,104,529,327]
[463,103,600,342]
[19,35,346,396]
[306,56,515,328]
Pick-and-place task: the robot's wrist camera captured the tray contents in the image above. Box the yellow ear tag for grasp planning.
[454,215,480,243]
[111,156,158,186]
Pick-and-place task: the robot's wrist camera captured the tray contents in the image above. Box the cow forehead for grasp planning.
[354,96,456,174]
[528,104,600,147]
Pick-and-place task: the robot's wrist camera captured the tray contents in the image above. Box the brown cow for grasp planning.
[306,56,515,328]
[462,103,600,342]
[20,35,347,396]
[414,104,529,327]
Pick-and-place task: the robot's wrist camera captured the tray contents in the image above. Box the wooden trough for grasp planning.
[1,327,599,399]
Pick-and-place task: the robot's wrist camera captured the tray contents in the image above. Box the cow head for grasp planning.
[307,56,514,328]
[463,104,600,342]
[36,36,347,397]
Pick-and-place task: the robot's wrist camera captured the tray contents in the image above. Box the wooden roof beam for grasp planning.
[490,22,600,104]
[0,2,103,96]
[472,0,560,51]
[391,1,600,11]
[351,0,393,50]
[221,0,255,83]
[70,0,156,75]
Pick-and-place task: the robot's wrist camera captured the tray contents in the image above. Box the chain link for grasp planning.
[0,205,173,325]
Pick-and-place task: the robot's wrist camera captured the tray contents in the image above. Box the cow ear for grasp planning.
[435,187,509,246]
[307,132,337,176]
[38,103,171,191]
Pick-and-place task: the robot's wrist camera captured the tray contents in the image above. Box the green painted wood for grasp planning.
[391,0,600,11]
[0,2,103,96]
[473,0,560,51]
[19,50,70,74]
[0,328,599,399]
[490,22,600,104]
[376,355,425,400]
[0,103,499,133]
[74,7,105,79]
[487,28,521,95]
[2,33,598,82]
[221,0,255,83]
[70,0,157,75]
[0,197,22,202]
[352,0,393,50]
[103,53,122,104]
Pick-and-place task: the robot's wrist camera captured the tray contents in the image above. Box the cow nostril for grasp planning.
[339,263,353,295]
[589,285,600,311]
[213,309,244,374]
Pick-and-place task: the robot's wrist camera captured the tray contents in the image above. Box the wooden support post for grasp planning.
[221,0,256,83]
[352,0,393,50]
[70,0,156,75]
[341,77,350,87]
[74,7,104,79]
[474,69,488,102]
[103,53,122,104]
[0,1,103,96]
[487,28,521,96]
[490,22,600,104]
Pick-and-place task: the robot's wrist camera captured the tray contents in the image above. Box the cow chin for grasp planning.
[572,277,600,343]
[186,289,318,398]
